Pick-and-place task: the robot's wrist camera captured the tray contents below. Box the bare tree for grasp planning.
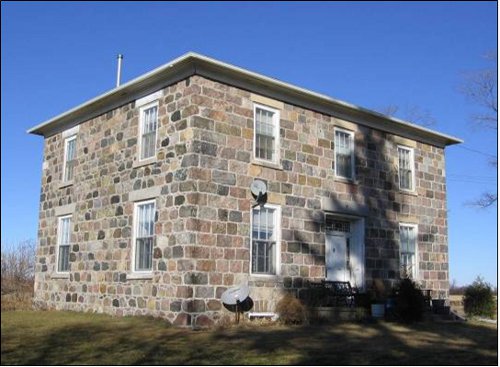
[459,51,497,131]
[1,239,36,295]
[378,104,436,127]
[460,51,498,208]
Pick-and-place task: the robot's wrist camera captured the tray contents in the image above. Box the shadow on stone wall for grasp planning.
[277,128,427,305]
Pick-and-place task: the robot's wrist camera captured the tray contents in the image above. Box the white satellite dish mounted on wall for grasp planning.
[221,283,253,324]
[250,179,267,207]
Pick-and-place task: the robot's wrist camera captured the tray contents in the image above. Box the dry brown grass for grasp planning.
[1,291,33,311]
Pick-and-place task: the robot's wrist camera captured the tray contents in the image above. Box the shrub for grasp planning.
[463,277,495,319]
[1,239,36,311]
[276,293,306,325]
[393,277,425,323]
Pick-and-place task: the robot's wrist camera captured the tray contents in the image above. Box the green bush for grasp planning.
[393,277,425,323]
[276,293,306,325]
[463,277,495,318]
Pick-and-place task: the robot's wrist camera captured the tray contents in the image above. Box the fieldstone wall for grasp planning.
[34,74,449,327]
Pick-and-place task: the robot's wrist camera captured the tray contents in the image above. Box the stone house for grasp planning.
[29,53,461,327]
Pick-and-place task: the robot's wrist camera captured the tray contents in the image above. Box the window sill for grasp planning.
[58,180,74,189]
[133,157,157,169]
[51,273,70,279]
[399,190,418,197]
[334,176,358,185]
[126,273,153,280]
[249,273,282,280]
[251,160,283,171]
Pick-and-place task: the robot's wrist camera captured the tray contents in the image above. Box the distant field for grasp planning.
[1,310,497,365]
[450,294,466,317]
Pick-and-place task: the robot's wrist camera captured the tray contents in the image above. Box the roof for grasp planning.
[27,52,462,147]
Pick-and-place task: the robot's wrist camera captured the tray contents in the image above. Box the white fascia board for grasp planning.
[26,52,198,136]
[27,52,463,147]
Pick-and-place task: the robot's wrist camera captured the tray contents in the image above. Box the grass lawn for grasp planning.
[1,310,497,365]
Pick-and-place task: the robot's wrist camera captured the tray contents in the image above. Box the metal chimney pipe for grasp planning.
[116,54,123,87]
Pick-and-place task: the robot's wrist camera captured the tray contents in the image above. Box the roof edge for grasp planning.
[27,52,463,147]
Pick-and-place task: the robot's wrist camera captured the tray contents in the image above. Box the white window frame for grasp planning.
[56,215,72,274]
[334,127,355,181]
[62,135,77,182]
[137,101,159,162]
[399,223,418,280]
[250,204,281,277]
[253,103,280,165]
[131,199,156,274]
[397,145,415,192]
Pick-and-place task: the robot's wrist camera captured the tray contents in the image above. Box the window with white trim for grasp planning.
[57,215,71,272]
[251,205,280,275]
[139,103,158,161]
[254,104,280,163]
[133,200,156,272]
[399,224,417,279]
[398,146,414,191]
[63,136,77,182]
[334,128,355,180]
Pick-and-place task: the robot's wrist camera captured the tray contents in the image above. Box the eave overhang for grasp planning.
[27,52,462,148]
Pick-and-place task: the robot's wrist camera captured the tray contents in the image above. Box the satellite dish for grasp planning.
[221,284,253,324]
[221,284,250,305]
[250,180,267,198]
[250,180,267,206]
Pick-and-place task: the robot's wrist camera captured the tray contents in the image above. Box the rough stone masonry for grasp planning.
[34,74,450,327]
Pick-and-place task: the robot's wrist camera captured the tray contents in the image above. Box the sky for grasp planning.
[1,1,497,286]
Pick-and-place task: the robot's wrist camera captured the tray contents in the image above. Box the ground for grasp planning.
[1,310,497,365]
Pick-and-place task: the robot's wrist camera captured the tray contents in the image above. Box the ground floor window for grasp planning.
[399,224,418,279]
[134,200,156,272]
[251,204,280,275]
[57,215,71,272]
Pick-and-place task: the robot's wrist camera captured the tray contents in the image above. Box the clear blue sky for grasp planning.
[1,2,497,286]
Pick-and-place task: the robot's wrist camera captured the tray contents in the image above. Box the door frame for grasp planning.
[325,213,365,290]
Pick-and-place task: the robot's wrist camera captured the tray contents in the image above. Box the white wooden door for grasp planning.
[326,233,348,281]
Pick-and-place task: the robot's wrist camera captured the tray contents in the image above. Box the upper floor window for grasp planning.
[399,224,417,279]
[133,200,156,272]
[57,215,71,273]
[398,146,414,191]
[334,128,355,180]
[139,103,158,161]
[63,136,76,182]
[254,104,280,164]
[251,204,280,275]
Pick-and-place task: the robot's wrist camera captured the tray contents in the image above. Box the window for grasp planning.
[399,224,417,279]
[63,136,76,182]
[326,217,351,233]
[139,103,158,161]
[398,146,414,191]
[254,104,280,163]
[251,205,280,275]
[133,200,156,272]
[334,128,355,180]
[57,216,71,272]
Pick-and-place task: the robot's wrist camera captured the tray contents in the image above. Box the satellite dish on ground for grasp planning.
[250,180,267,206]
[221,284,253,324]
[221,284,249,305]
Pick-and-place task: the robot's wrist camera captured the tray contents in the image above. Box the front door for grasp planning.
[326,233,350,282]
